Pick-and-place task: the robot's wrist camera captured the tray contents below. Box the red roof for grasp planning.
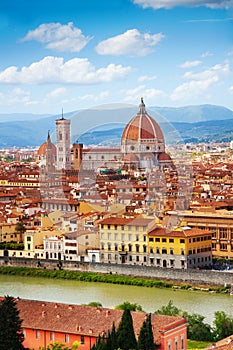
[15,298,186,345]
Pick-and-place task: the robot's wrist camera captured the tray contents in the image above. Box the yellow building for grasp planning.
[0,222,18,243]
[148,226,212,269]
[99,216,155,264]
[167,209,233,260]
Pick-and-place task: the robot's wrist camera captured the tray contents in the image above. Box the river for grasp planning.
[0,274,233,325]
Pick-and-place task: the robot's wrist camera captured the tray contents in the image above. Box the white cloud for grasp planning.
[201,51,213,58]
[133,0,233,9]
[0,88,31,106]
[171,63,229,101]
[96,29,164,56]
[179,60,202,68]
[46,87,67,99]
[138,75,157,82]
[0,56,131,84]
[123,85,167,103]
[21,22,92,52]
[229,86,233,93]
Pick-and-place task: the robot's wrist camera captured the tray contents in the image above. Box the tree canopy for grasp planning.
[0,295,25,349]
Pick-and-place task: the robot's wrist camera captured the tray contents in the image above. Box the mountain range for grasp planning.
[0,104,233,147]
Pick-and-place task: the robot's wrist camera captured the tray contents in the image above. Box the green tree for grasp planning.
[0,295,25,349]
[154,300,181,316]
[138,314,155,350]
[212,311,233,341]
[105,323,118,350]
[184,313,213,341]
[44,341,80,349]
[115,301,143,312]
[117,309,137,350]
[87,302,103,307]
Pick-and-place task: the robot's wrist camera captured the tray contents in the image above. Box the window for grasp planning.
[180,239,185,244]
[143,245,147,253]
[162,248,167,254]
[121,225,124,231]
[128,244,132,252]
[27,236,31,241]
[220,243,227,251]
[81,335,85,344]
[170,248,174,255]
[50,332,54,341]
[155,238,160,242]
[162,238,166,243]
[169,238,174,243]
[65,334,69,343]
[36,330,40,339]
[181,335,184,350]
[149,237,154,242]
[136,245,140,253]
[220,228,228,239]
[156,247,160,254]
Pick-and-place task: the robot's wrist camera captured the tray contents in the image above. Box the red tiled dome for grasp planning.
[158,152,172,161]
[122,98,164,143]
[38,140,56,157]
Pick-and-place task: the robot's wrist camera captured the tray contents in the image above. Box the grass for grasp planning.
[187,340,212,349]
[0,265,228,293]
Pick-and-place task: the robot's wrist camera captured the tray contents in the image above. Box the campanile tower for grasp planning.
[56,112,71,170]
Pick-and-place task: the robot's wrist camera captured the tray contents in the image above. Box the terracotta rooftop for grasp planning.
[15,298,186,345]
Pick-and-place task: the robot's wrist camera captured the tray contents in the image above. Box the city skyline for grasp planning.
[0,0,233,115]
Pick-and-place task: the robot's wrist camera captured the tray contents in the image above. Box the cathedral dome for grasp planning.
[158,152,172,162]
[38,135,56,157]
[121,98,164,144]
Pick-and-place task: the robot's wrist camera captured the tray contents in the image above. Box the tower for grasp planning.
[56,113,71,170]
[46,131,56,173]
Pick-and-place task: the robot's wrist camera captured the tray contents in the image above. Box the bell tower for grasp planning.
[56,111,71,170]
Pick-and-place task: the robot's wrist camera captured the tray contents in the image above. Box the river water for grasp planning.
[0,274,233,325]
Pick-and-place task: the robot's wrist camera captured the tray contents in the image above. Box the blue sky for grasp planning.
[0,0,233,115]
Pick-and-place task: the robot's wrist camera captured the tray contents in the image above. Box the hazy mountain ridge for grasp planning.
[0,104,233,147]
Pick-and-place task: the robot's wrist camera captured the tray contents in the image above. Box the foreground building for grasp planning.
[15,298,187,350]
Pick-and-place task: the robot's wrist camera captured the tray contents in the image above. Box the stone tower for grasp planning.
[56,113,71,170]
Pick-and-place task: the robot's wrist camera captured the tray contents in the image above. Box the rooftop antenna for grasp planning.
[61,107,64,120]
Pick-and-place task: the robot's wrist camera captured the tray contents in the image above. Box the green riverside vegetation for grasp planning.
[0,266,229,293]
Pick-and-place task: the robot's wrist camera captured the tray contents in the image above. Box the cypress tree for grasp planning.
[137,319,147,350]
[117,309,137,350]
[0,295,25,349]
[138,314,155,350]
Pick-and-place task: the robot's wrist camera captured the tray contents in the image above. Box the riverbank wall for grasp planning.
[1,256,233,287]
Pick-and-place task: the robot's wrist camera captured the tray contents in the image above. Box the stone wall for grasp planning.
[0,256,232,287]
